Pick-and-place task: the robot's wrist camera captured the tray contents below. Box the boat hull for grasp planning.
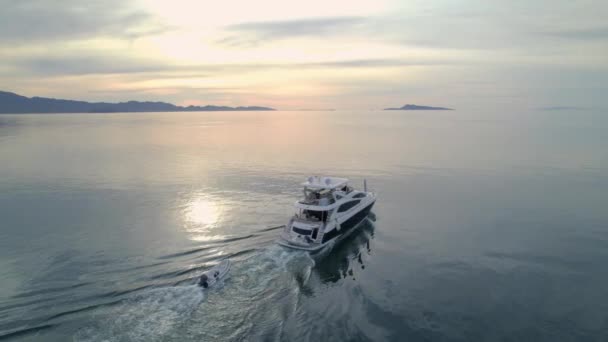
[322,202,374,244]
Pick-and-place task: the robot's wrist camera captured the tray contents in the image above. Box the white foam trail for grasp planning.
[238,245,315,283]
[74,286,204,342]
[74,245,316,342]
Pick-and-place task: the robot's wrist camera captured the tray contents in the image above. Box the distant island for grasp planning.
[0,91,275,114]
[384,104,453,111]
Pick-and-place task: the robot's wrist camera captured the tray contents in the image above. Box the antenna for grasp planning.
[364,179,367,192]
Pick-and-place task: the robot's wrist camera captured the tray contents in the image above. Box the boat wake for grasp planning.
[74,285,205,342]
[73,245,314,342]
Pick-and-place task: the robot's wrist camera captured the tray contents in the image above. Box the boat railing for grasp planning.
[298,196,335,206]
[315,223,326,243]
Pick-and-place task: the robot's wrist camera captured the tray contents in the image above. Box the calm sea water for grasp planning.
[1,110,607,341]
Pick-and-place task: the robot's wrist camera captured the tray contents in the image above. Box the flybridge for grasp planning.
[301,176,349,190]
[297,176,349,210]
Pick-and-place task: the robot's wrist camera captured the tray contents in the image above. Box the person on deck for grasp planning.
[198,271,220,288]
[198,274,209,288]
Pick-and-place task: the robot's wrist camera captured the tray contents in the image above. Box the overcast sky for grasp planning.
[0,0,606,109]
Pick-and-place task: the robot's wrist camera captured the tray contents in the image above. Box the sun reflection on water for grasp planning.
[183,195,227,242]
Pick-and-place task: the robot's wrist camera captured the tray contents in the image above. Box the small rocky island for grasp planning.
[384,104,453,111]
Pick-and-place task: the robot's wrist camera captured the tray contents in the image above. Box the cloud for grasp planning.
[2,53,456,78]
[0,0,170,44]
[7,55,170,76]
[218,16,366,46]
[217,13,532,50]
[537,106,591,111]
[309,58,446,68]
[540,27,608,41]
[256,58,457,69]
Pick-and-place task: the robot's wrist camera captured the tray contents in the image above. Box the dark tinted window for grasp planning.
[338,200,360,213]
[293,227,311,235]
[353,193,366,199]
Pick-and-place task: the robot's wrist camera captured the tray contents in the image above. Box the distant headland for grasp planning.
[384,104,453,111]
[0,91,275,114]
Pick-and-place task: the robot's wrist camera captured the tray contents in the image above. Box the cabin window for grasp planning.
[293,227,311,236]
[303,210,328,222]
[338,200,360,213]
[340,185,352,193]
[353,193,366,199]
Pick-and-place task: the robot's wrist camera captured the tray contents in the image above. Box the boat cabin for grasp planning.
[293,176,356,222]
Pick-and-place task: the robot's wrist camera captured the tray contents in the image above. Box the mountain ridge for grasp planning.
[0,91,275,113]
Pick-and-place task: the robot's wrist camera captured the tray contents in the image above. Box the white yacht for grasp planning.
[278,176,376,252]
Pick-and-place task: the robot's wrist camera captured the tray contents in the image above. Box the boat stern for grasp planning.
[277,219,325,251]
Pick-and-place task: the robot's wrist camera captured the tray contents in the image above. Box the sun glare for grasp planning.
[182,195,230,242]
[185,197,221,227]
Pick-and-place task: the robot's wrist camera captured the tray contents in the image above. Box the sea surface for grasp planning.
[1,110,607,341]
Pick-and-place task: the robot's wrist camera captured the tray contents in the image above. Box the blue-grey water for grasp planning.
[1,110,607,341]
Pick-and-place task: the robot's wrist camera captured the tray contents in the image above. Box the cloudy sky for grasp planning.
[1,0,606,109]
